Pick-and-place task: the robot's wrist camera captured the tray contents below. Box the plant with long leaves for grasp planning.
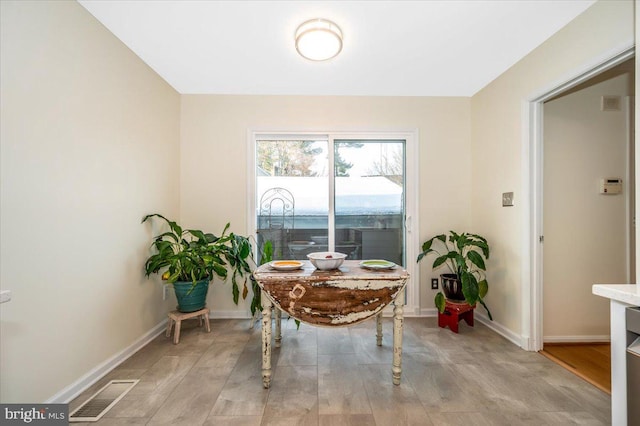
[247,240,273,317]
[417,231,492,320]
[142,214,253,303]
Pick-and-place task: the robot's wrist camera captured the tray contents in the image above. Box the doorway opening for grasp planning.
[527,49,635,391]
[527,48,635,353]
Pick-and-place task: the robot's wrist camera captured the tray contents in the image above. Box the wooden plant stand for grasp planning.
[166,307,210,344]
[438,300,475,333]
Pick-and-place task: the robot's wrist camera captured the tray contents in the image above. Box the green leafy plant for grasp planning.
[142,214,253,303]
[417,231,492,319]
[247,240,273,316]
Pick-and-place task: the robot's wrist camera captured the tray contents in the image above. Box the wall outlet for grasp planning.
[162,285,168,301]
[431,278,439,290]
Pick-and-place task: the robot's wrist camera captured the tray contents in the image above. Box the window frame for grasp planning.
[248,129,420,315]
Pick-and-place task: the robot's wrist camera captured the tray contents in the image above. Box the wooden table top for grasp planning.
[253,260,409,326]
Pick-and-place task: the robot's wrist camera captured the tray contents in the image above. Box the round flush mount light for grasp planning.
[295,18,343,61]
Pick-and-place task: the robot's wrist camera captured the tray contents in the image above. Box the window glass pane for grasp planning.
[256,140,328,260]
[334,140,405,265]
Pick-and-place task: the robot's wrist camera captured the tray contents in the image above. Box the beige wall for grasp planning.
[471,0,635,337]
[180,95,471,313]
[0,1,180,402]
[543,72,633,339]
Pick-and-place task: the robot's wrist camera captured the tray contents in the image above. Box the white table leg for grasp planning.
[392,289,405,385]
[275,308,282,348]
[261,292,273,388]
[376,312,383,346]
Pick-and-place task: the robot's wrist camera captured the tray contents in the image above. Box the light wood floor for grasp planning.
[70,318,611,425]
[540,343,611,394]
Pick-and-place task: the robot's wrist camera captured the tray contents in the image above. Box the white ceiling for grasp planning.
[78,0,596,97]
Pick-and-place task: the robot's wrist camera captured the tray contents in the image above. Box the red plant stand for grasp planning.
[438,300,475,333]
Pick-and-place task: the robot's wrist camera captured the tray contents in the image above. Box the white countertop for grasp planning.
[592,284,640,306]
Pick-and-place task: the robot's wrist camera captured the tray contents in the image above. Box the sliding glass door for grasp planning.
[334,140,405,266]
[254,136,406,267]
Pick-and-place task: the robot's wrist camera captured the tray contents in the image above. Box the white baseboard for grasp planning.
[475,312,522,348]
[520,335,540,351]
[209,310,253,319]
[419,308,439,317]
[400,304,421,317]
[543,335,611,343]
[46,319,168,404]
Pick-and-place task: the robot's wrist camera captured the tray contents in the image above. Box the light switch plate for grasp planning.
[502,192,514,207]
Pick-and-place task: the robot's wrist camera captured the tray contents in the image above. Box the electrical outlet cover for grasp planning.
[502,192,514,207]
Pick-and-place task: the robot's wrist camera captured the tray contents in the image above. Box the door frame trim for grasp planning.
[247,129,421,315]
[524,47,635,351]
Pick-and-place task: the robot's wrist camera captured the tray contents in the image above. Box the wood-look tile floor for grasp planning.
[70,318,611,425]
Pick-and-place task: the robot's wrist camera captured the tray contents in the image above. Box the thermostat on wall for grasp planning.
[600,178,622,194]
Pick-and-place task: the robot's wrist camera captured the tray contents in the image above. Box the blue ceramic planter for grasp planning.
[173,279,209,312]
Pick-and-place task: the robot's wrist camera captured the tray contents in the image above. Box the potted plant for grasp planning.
[417,231,492,320]
[142,214,253,313]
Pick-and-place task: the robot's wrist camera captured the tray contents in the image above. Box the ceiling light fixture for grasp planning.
[295,18,343,61]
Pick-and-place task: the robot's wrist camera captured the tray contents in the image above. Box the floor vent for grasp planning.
[69,379,139,422]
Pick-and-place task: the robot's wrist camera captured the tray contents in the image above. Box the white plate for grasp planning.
[360,260,396,270]
[269,260,304,271]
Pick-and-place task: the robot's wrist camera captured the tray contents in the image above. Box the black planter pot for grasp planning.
[440,273,465,302]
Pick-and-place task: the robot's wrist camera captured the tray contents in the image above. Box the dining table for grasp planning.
[252,259,409,388]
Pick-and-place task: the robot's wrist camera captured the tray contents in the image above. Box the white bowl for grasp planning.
[306,251,347,270]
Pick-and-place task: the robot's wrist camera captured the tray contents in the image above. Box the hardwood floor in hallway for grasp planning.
[69,317,611,425]
[540,343,611,394]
